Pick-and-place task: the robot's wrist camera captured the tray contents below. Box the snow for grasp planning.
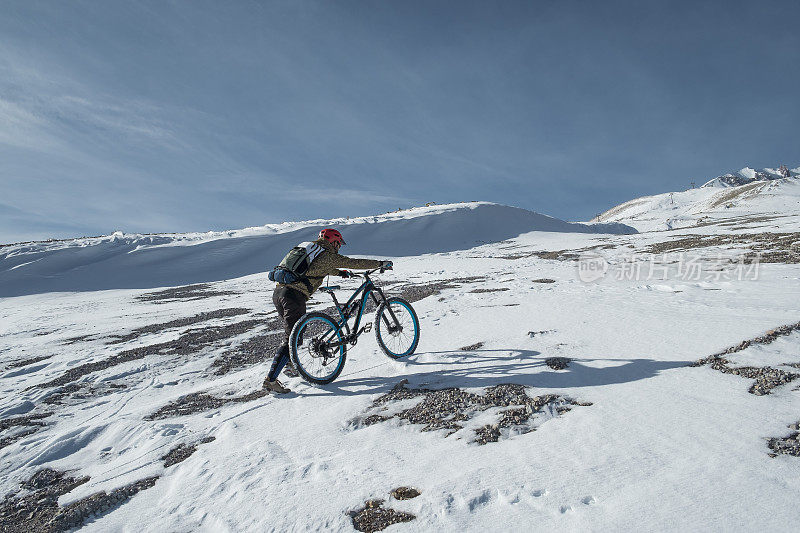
[595,175,800,233]
[0,202,635,298]
[2,195,800,531]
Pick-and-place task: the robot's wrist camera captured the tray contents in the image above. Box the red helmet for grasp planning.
[319,228,346,246]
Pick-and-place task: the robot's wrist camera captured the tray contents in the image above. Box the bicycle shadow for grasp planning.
[300,348,692,397]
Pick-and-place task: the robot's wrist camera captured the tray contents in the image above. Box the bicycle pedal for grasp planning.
[363,322,372,333]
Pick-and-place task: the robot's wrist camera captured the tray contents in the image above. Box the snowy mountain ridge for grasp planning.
[595,168,800,233]
[701,165,799,188]
[0,202,635,298]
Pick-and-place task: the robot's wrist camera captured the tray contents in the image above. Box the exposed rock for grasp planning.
[692,321,800,395]
[210,329,284,375]
[161,436,216,467]
[42,382,127,406]
[0,412,52,431]
[390,487,420,500]
[0,467,158,533]
[349,498,416,533]
[643,232,800,263]
[0,427,40,449]
[49,476,159,532]
[136,283,238,303]
[0,412,53,449]
[545,357,570,370]
[62,334,97,345]
[768,422,800,457]
[145,390,268,420]
[469,287,510,293]
[0,468,88,533]
[37,319,263,389]
[362,381,585,445]
[108,308,251,344]
[5,355,52,369]
[459,342,484,351]
[394,277,487,303]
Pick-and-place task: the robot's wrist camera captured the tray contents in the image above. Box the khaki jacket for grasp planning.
[280,239,384,299]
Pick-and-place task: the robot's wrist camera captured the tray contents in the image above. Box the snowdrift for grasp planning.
[0,202,636,297]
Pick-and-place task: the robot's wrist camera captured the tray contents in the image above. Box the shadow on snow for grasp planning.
[299,348,691,397]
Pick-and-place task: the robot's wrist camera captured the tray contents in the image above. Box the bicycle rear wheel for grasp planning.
[289,312,347,385]
[374,297,420,359]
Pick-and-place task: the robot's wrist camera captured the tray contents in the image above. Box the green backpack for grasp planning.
[268,241,326,290]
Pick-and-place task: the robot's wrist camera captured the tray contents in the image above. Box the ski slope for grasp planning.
[1,196,799,532]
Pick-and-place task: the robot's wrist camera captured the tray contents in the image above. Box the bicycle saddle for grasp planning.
[320,285,340,292]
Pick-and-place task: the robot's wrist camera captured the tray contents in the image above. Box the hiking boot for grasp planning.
[283,362,299,378]
[262,377,291,394]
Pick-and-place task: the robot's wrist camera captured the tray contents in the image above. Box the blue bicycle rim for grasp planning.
[295,316,345,380]
[381,300,419,358]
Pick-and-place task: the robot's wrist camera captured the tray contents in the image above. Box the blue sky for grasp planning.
[1,0,798,243]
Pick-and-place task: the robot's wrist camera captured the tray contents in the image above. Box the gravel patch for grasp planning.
[0,412,53,449]
[499,250,579,261]
[37,319,262,389]
[700,321,800,358]
[210,321,284,375]
[145,390,268,420]
[108,308,251,344]
[349,498,416,533]
[0,468,154,532]
[0,468,89,533]
[161,436,216,467]
[42,382,127,406]
[42,383,83,405]
[643,232,800,263]
[49,477,159,531]
[545,357,570,370]
[393,277,487,304]
[0,427,41,449]
[528,330,555,337]
[390,487,420,500]
[469,287,510,293]
[5,355,53,369]
[460,342,485,351]
[62,334,98,345]
[707,360,799,395]
[136,283,238,303]
[0,412,53,431]
[360,380,588,445]
[693,321,800,395]
[768,422,800,457]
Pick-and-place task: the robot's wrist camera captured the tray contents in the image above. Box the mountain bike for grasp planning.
[288,267,420,385]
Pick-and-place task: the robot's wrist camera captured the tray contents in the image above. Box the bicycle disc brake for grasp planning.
[311,337,334,366]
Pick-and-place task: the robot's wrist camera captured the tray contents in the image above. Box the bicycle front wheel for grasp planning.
[374,297,420,359]
[289,312,347,385]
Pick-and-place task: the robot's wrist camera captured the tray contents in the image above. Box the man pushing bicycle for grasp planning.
[263,228,392,393]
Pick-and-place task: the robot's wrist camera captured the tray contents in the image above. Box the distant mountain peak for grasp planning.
[702,165,797,188]
[595,165,800,232]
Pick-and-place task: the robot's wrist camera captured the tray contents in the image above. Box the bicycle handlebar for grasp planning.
[346,265,391,278]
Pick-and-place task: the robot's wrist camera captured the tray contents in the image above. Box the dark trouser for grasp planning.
[267,286,307,380]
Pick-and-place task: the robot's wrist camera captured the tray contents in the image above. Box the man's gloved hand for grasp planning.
[339,270,353,278]
[380,261,393,272]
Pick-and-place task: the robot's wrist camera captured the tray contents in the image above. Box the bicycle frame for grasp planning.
[321,270,400,348]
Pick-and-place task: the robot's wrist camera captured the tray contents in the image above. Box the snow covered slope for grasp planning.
[1,192,799,532]
[0,202,635,297]
[595,170,800,233]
